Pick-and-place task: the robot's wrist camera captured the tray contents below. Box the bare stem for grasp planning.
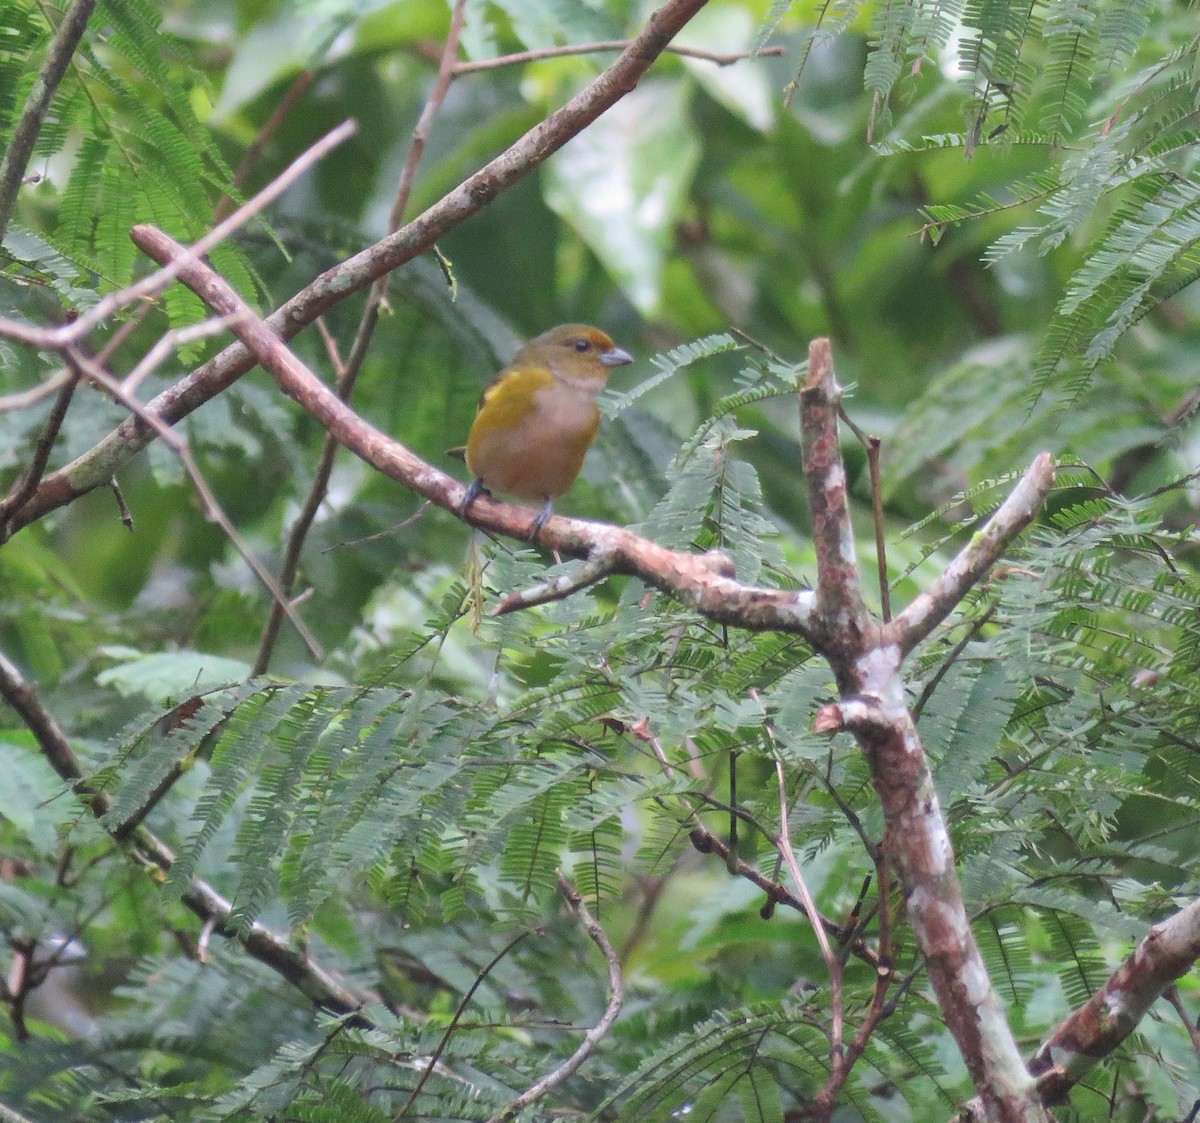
[775,759,844,1056]
[453,39,785,74]
[485,876,624,1123]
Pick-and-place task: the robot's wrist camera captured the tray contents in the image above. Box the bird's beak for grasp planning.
[602,346,634,368]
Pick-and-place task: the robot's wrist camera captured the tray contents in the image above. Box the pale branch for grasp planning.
[119,225,827,640]
[492,551,619,614]
[0,0,99,244]
[800,338,872,647]
[774,759,844,1057]
[452,39,786,74]
[4,0,716,537]
[1029,897,1200,1103]
[485,876,624,1123]
[0,370,71,413]
[886,453,1056,656]
[0,120,358,353]
[0,647,371,1024]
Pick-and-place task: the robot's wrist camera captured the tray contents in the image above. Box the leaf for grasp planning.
[676,6,776,132]
[96,648,253,703]
[544,80,700,314]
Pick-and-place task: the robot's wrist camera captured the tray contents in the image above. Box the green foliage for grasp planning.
[3,0,1200,1121]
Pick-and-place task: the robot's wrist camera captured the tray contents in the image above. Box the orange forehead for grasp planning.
[531,324,615,350]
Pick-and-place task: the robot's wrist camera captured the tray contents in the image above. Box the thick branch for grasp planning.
[0,0,98,243]
[1030,898,1200,1102]
[120,225,825,640]
[815,694,1049,1123]
[5,0,714,536]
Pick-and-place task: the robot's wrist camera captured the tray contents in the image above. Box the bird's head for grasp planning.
[514,324,633,387]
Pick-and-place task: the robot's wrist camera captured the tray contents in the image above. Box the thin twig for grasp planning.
[835,404,890,621]
[867,437,890,621]
[0,0,99,243]
[0,120,358,351]
[0,365,81,530]
[64,347,324,661]
[121,313,250,394]
[327,501,432,550]
[213,71,315,223]
[109,478,133,530]
[391,0,468,229]
[453,39,785,74]
[492,551,619,615]
[911,603,997,721]
[252,8,467,676]
[775,759,844,1057]
[1164,985,1200,1057]
[0,370,71,413]
[396,930,532,1119]
[486,876,624,1123]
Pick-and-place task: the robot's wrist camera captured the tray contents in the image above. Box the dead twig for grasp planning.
[485,876,624,1123]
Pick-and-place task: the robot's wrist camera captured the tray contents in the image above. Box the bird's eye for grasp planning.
[574,339,591,352]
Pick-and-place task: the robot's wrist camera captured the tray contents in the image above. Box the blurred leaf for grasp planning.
[544,79,700,313]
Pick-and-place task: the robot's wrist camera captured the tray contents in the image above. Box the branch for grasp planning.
[0,366,80,533]
[492,551,620,614]
[485,876,624,1123]
[0,120,357,353]
[452,39,786,74]
[775,759,844,1056]
[397,930,532,1119]
[213,70,315,223]
[887,454,1056,655]
[814,696,1047,1122]
[686,823,879,968]
[800,338,871,645]
[1029,898,1200,1103]
[115,225,827,642]
[5,0,715,537]
[0,647,370,1024]
[0,0,99,243]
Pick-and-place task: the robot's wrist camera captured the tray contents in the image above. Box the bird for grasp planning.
[456,324,633,537]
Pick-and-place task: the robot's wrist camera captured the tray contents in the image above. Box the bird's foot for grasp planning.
[460,478,487,519]
[530,498,554,541]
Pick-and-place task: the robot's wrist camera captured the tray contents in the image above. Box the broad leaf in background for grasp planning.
[544,79,700,313]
